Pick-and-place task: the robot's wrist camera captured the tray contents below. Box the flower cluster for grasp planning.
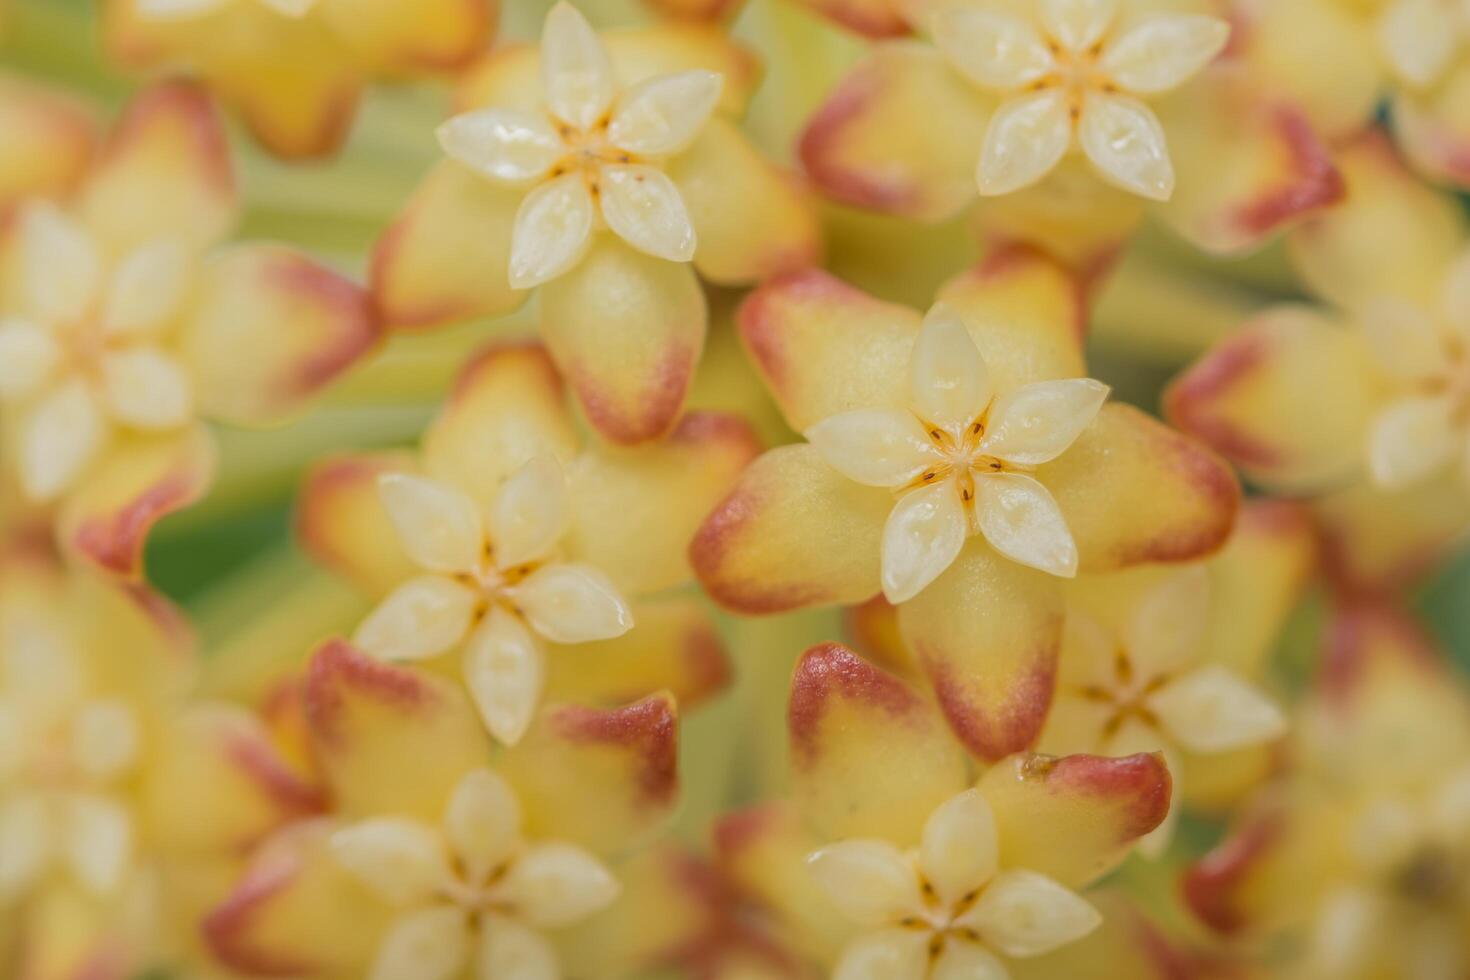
[0,0,1468,978]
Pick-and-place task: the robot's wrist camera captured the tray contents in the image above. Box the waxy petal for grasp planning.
[1391,71,1470,190]
[807,840,923,926]
[509,173,595,289]
[17,201,98,325]
[1039,0,1117,51]
[0,794,48,900]
[540,2,617,130]
[19,381,106,503]
[369,905,469,980]
[980,379,1109,466]
[788,644,968,843]
[1100,16,1230,95]
[800,44,993,221]
[377,473,483,575]
[1165,308,1383,492]
[1367,396,1460,490]
[509,563,633,644]
[330,818,451,907]
[444,769,521,882]
[436,108,563,184]
[353,576,478,663]
[977,752,1172,889]
[935,10,1054,90]
[99,348,193,430]
[1079,94,1174,201]
[1040,404,1238,571]
[1378,0,1458,89]
[898,540,1062,759]
[499,842,620,927]
[538,235,705,444]
[488,454,569,571]
[909,304,991,435]
[978,90,1073,197]
[974,473,1079,578]
[919,789,999,908]
[77,81,236,253]
[599,164,697,262]
[422,343,580,513]
[932,941,1008,980]
[563,411,760,595]
[305,640,491,820]
[497,694,679,855]
[1147,665,1286,754]
[181,244,379,426]
[61,793,132,895]
[882,481,969,603]
[666,118,822,285]
[100,238,192,339]
[463,606,545,746]
[691,445,891,613]
[963,869,1101,957]
[371,161,523,329]
[805,408,940,488]
[608,70,723,157]
[0,319,59,402]
[833,930,929,980]
[737,268,920,432]
[479,914,560,980]
[297,452,421,596]
[1125,566,1211,679]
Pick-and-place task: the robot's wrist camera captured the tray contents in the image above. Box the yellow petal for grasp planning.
[436,108,563,183]
[909,303,991,434]
[0,76,97,213]
[806,840,923,926]
[788,643,968,843]
[1039,0,1117,51]
[1367,396,1461,490]
[1100,15,1230,95]
[805,408,940,488]
[77,82,237,252]
[1390,68,1470,188]
[598,164,697,262]
[421,343,580,513]
[371,161,524,329]
[304,640,491,820]
[330,818,451,907]
[799,44,992,221]
[931,940,1008,980]
[1378,0,1458,88]
[691,445,891,613]
[666,117,823,285]
[313,0,491,74]
[0,794,49,900]
[57,425,216,578]
[479,914,560,980]
[962,869,1101,957]
[296,451,421,596]
[833,930,929,980]
[1314,475,1470,594]
[1444,248,1470,338]
[937,10,1054,90]
[444,769,521,883]
[70,699,141,781]
[101,238,192,339]
[540,2,616,128]
[19,380,107,503]
[486,455,569,572]
[562,411,760,595]
[509,173,595,289]
[180,244,380,426]
[918,789,999,908]
[608,69,723,157]
[978,90,1073,196]
[0,319,60,402]
[500,842,621,927]
[980,379,1109,466]
[508,562,633,644]
[897,539,1062,759]
[377,473,484,574]
[977,752,1171,889]
[353,576,478,662]
[737,269,919,432]
[17,201,99,325]
[881,480,968,603]
[60,793,132,895]
[538,235,705,444]
[99,348,194,430]
[462,605,546,746]
[1041,404,1238,571]
[974,473,1079,578]
[368,905,469,980]
[1079,93,1174,201]
[1146,665,1286,754]
[1164,308,1383,493]
[496,694,680,855]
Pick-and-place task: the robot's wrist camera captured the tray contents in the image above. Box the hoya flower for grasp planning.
[330,767,619,980]
[205,641,683,977]
[934,0,1229,199]
[693,253,1238,759]
[297,342,755,744]
[1185,605,1470,979]
[374,4,820,444]
[0,83,379,579]
[1168,136,1470,512]
[726,643,1172,977]
[103,0,492,158]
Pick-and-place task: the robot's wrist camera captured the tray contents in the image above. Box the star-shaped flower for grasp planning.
[353,455,634,745]
[331,767,620,980]
[438,2,721,288]
[810,788,1102,979]
[805,304,1109,600]
[934,0,1229,200]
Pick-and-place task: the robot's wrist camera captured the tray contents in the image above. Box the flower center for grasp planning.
[1418,333,1470,426]
[548,118,636,199]
[453,541,543,620]
[908,405,1024,513]
[1032,40,1117,120]
[1073,647,1172,744]
[897,874,986,959]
